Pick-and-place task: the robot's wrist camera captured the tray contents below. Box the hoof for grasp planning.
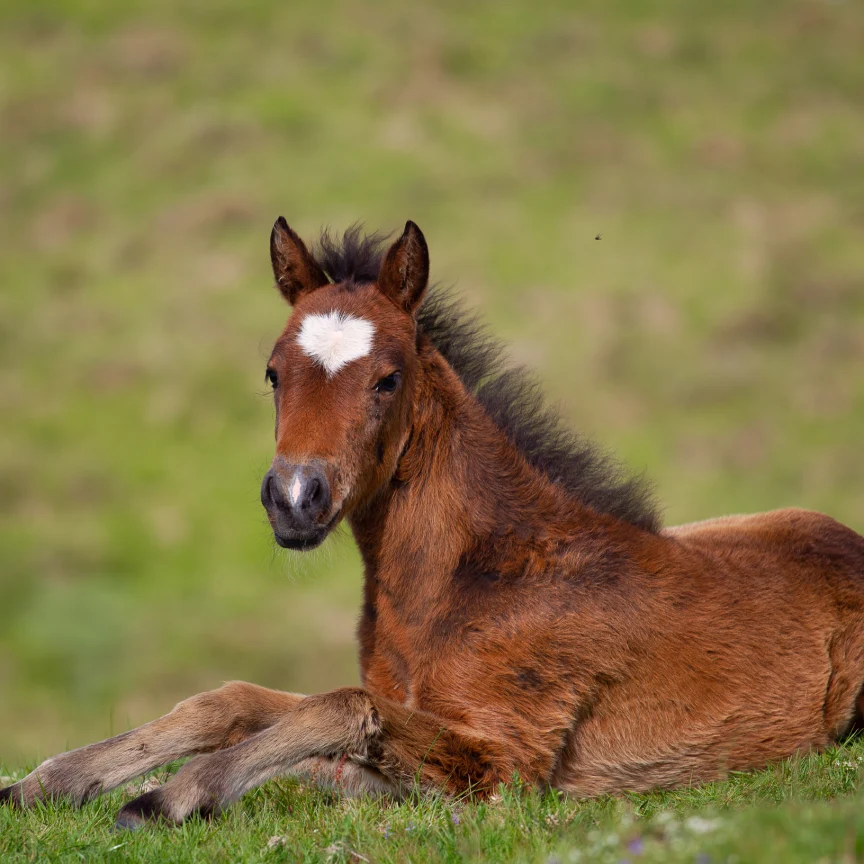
[114,790,168,830]
[113,810,147,832]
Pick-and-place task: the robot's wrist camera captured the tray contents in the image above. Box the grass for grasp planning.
[4,740,864,862]
[2,0,864,859]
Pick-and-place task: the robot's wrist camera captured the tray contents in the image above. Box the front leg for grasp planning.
[0,682,302,807]
[116,687,515,828]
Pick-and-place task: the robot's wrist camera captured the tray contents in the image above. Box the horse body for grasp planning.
[559,510,864,794]
[4,219,864,827]
[352,334,864,794]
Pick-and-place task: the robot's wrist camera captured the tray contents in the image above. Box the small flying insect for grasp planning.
[595,233,602,240]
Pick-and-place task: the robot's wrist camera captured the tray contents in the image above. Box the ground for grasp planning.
[2,0,864,859]
[4,741,864,862]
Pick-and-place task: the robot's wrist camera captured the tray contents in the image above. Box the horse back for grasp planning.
[666,506,864,590]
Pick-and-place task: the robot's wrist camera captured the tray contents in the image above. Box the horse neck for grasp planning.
[348,342,577,606]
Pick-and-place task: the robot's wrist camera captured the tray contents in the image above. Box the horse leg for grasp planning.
[0,682,303,807]
[271,755,400,798]
[114,687,515,828]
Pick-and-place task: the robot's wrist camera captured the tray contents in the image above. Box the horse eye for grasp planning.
[265,368,278,389]
[374,371,401,394]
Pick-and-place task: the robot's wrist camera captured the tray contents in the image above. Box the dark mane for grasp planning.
[311,227,662,533]
[314,225,390,286]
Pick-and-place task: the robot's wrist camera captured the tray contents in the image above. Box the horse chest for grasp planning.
[358,593,455,705]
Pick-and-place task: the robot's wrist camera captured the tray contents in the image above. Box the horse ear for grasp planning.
[378,221,429,315]
[270,217,329,305]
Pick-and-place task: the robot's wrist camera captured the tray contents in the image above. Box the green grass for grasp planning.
[5,740,864,862]
[3,0,864,858]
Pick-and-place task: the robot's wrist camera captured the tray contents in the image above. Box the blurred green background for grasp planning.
[1,0,863,768]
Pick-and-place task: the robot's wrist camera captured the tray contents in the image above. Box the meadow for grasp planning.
[4,744,864,862]
[2,0,864,859]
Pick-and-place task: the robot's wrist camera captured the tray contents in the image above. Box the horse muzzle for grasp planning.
[261,458,338,550]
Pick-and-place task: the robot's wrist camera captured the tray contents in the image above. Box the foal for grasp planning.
[4,220,864,829]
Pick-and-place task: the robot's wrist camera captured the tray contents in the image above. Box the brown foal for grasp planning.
[4,219,864,829]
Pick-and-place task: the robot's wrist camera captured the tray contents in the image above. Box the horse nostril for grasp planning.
[298,471,330,520]
[261,470,286,510]
[303,478,321,511]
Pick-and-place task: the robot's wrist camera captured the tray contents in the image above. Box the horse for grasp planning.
[4,219,864,830]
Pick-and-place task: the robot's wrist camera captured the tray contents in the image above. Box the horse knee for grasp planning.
[295,688,381,750]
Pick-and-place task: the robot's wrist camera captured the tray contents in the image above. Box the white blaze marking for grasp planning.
[290,474,302,505]
[297,311,375,377]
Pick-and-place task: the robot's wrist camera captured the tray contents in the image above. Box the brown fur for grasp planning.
[5,220,864,829]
